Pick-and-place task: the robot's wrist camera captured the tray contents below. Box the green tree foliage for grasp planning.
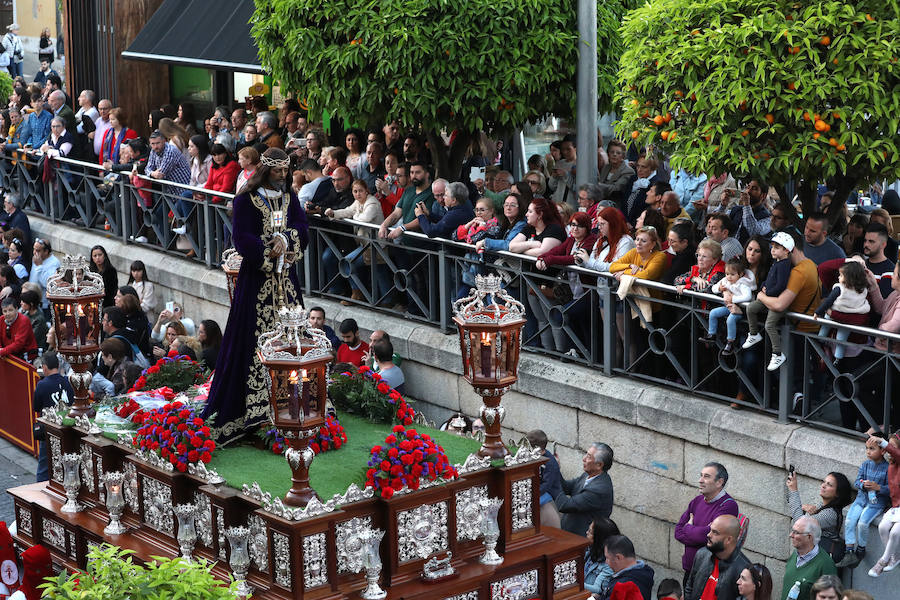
[615,0,900,214]
[0,71,13,107]
[252,0,637,175]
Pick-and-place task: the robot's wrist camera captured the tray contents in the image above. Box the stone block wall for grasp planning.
[35,216,878,595]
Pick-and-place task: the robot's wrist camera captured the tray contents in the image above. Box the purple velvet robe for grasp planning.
[202,187,308,444]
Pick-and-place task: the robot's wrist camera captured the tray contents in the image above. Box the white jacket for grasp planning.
[832,284,870,314]
[711,271,757,304]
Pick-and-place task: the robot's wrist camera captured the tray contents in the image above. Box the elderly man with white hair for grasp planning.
[781,515,836,600]
[255,111,284,149]
[48,89,77,135]
[415,181,473,239]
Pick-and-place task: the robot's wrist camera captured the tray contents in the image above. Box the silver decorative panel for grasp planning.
[66,531,76,559]
[302,532,328,589]
[491,569,538,600]
[140,475,173,535]
[397,501,449,563]
[80,443,94,493]
[336,516,373,574]
[248,514,269,573]
[41,519,66,551]
[94,453,104,502]
[445,592,479,600]
[193,492,213,547]
[215,507,227,560]
[15,506,31,536]
[456,485,488,542]
[273,532,291,589]
[123,462,138,512]
[510,479,533,531]
[553,559,578,590]
[49,435,62,482]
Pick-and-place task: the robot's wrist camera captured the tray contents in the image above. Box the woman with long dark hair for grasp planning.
[126,260,155,315]
[742,235,772,289]
[198,319,223,371]
[0,264,22,302]
[584,517,620,595]
[786,470,852,562]
[736,563,773,600]
[204,143,241,202]
[89,245,117,307]
[176,102,198,137]
[508,197,565,256]
[474,192,529,254]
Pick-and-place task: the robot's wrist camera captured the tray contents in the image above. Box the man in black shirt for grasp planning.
[33,352,74,481]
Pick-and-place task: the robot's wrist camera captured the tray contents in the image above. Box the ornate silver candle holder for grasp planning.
[174,503,198,562]
[359,527,386,600]
[226,525,253,598]
[479,496,504,565]
[103,471,127,534]
[61,452,83,513]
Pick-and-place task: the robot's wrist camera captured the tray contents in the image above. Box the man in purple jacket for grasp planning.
[674,462,739,586]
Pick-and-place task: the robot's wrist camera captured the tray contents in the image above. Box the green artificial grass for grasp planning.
[207,412,482,501]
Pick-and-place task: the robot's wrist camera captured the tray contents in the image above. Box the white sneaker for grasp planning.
[767,353,787,371]
[134,235,148,243]
[884,555,900,571]
[172,225,187,235]
[869,559,887,577]
[742,333,762,349]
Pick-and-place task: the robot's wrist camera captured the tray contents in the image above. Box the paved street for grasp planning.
[0,438,37,525]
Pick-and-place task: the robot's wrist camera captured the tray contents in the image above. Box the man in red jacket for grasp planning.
[0,297,37,361]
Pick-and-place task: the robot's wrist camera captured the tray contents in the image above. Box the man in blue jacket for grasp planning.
[415,180,473,239]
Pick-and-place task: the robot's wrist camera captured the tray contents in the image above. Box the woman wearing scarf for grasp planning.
[98,108,137,165]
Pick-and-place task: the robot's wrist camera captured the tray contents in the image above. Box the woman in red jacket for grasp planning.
[98,108,137,165]
[204,142,241,204]
[531,211,599,354]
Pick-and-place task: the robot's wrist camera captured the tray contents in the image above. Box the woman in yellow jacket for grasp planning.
[608,225,668,365]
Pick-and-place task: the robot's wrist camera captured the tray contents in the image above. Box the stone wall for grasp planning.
[35,216,881,595]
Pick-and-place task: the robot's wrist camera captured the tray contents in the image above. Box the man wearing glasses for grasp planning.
[781,516,836,600]
[91,99,113,157]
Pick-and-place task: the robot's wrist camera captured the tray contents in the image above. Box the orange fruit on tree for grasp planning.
[669,131,677,141]
[631,99,640,107]
[832,112,840,119]
[741,129,750,137]
[820,36,831,46]
[691,29,700,35]
[765,114,775,124]
[660,131,670,140]
[690,93,697,101]
[664,112,672,123]
[814,113,821,120]
[653,115,665,126]
[829,137,838,146]
[787,82,796,90]
[813,133,821,140]
[803,112,811,121]
[866,14,873,21]
[837,144,846,151]
[631,130,640,139]
[832,58,839,65]
[675,90,684,98]
[814,120,830,132]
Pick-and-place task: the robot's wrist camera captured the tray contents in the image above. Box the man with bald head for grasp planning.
[684,514,749,600]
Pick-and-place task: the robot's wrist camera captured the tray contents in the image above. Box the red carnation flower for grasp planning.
[399,440,412,451]
[377,382,390,394]
[400,454,414,465]
[190,436,203,448]
[391,478,404,490]
[388,447,399,458]
[200,452,212,463]
[193,417,204,427]
[380,460,391,471]
[382,486,394,499]
[392,425,405,433]
[188,450,199,462]
[385,435,396,444]
[371,445,382,454]
[176,462,187,472]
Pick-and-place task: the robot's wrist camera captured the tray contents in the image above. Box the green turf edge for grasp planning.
[207,412,482,500]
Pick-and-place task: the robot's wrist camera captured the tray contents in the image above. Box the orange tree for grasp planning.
[615,0,900,217]
[251,0,637,177]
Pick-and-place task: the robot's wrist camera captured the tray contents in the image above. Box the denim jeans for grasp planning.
[845,495,886,547]
[708,306,743,340]
[819,323,851,359]
[36,440,49,482]
[346,246,392,302]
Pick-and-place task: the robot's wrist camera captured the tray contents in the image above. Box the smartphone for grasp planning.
[788,464,795,476]
[165,301,175,312]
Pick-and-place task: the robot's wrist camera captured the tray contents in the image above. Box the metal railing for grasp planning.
[10,152,898,437]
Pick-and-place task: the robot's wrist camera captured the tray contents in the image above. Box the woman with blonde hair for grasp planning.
[158,117,190,160]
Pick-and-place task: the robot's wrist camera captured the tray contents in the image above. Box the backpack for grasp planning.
[112,334,150,369]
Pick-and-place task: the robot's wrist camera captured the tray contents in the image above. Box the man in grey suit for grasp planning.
[555,442,614,536]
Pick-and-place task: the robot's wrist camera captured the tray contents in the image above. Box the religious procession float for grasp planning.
[8,257,588,599]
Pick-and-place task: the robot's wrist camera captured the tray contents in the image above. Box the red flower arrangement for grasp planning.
[330,365,415,426]
[128,350,208,394]
[115,398,141,419]
[365,425,458,499]
[259,414,348,456]
[130,400,216,471]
